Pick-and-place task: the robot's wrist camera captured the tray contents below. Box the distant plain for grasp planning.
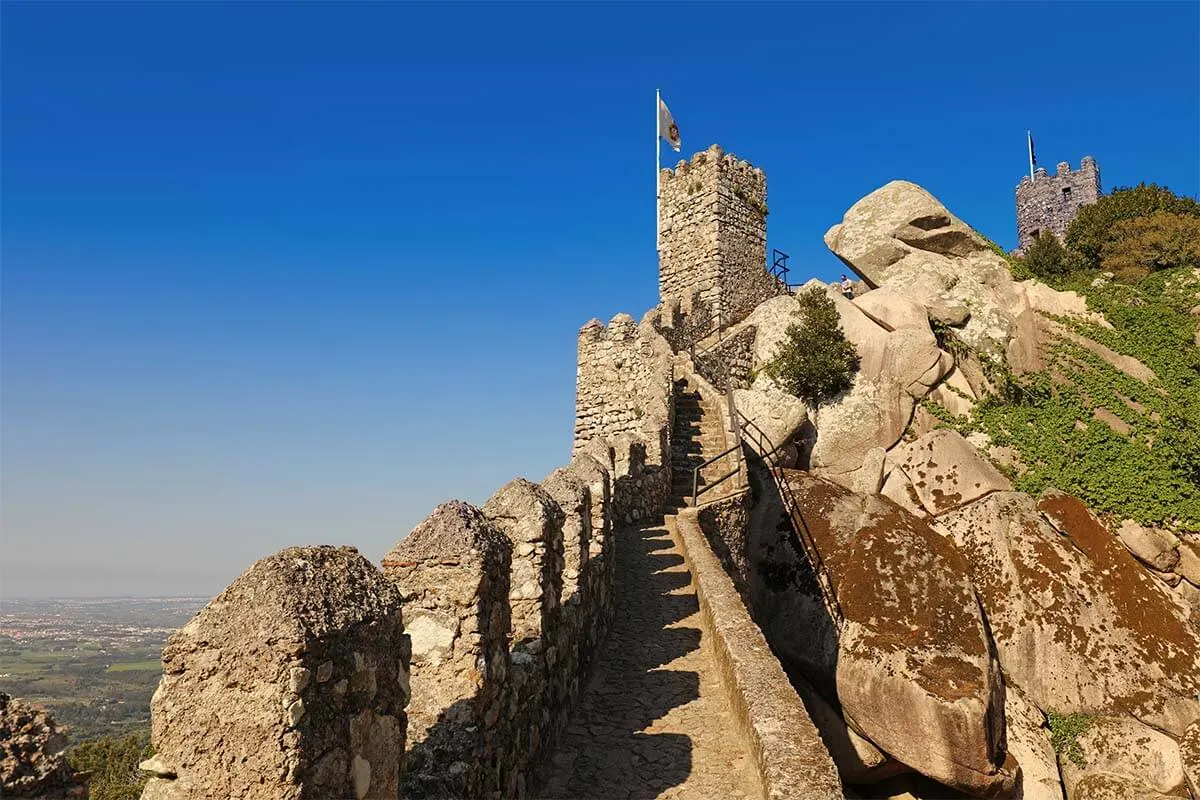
[0,597,205,742]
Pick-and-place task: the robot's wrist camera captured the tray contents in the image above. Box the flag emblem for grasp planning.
[659,97,681,152]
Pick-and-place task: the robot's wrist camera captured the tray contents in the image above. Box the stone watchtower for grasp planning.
[1015,156,1101,253]
[658,144,778,330]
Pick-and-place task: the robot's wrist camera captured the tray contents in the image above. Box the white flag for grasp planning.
[658,96,681,152]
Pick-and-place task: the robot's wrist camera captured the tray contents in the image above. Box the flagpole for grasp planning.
[1027,130,1035,182]
[656,88,662,251]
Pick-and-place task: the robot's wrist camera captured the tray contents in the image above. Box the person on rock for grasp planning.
[839,274,854,299]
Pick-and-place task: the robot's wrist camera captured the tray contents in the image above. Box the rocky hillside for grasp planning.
[723,180,1200,799]
[0,692,88,798]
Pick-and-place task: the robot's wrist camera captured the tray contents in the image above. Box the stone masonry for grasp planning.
[659,144,780,332]
[381,502,511,798]
[375,452,625,799]
[572,312,674,465]
[142,546,409,800]
[1015,156,1101,253]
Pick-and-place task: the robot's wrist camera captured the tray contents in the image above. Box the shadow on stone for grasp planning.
[533,523,704,798]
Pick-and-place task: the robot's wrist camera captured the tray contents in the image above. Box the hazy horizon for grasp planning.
[3,1,1198,599]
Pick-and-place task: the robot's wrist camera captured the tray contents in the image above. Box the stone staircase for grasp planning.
[670,377,738,507]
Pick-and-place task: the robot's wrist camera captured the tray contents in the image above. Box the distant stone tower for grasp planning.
[658,144,777,330]
[1015,156,1101,253]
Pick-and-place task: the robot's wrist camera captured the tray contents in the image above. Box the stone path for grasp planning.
[537,521,763,800]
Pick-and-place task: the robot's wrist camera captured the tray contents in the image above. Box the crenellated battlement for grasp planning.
[1015,155,1102,253]
[659,143,766,188]
[658,144,776,333]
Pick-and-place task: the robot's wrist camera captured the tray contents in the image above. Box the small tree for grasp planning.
[1020,230,1072,279]
[763,286,860,406]
[1066,183,1200,269]
[1100,211,1200,281]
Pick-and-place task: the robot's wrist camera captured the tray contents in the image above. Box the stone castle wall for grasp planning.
[693,326,756,393]
[141,546,410,800]
[140,141,797,800]
[142,400,656,800]
[572,312,675,509]
[659,144,779,332]
[1015,156,1101,253]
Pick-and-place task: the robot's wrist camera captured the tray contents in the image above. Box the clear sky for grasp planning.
[2,1,1197,598]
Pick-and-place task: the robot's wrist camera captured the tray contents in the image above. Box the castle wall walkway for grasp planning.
[536,520,763,800]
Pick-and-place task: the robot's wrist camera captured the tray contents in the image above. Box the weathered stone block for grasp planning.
[143,546,408,800]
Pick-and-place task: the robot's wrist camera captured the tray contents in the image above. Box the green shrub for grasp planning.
[762,286,860,406]
[1019,230,1073,279]
[69,732,152,800]
[1066,183,1200,270]
[1100,211,1200,281]
[1047,712,1093,768]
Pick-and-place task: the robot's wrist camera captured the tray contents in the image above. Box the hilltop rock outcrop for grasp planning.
[936,492,1200,737]
[778,470,1015,796]
[0,693,87,799]
[824,180,1108,356]
[824,180,1023,350]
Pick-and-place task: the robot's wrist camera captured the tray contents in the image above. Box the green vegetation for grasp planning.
[105,660,162,673]
[1047,712,1093,768]
[69,732,153,800]
[1065,183,1200,272]
[932,268,1200,528]
[1099,211,1200,282]
[763,286,860,406]
[930,319,969,365]
[1021,229,1077,279]
[958,183,1200,527]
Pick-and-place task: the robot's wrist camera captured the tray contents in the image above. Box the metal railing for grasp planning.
[770,248,791,293]
[740,415,842,621]
[687,318,725,363]
[690,384,745,504]
[688,391,843,622]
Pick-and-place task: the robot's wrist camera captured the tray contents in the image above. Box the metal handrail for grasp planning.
[688,384,745,506]
[770,249,791,293]
[684,388,842,621]
[687,320,726,362]
[691,442,741,503]
[735,414,842,621]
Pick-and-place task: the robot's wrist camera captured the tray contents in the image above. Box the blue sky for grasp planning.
[3,1,1197,597]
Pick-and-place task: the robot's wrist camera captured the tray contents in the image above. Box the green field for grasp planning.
[105,660,162,673]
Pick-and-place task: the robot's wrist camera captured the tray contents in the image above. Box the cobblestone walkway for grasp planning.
[537,521,763,800]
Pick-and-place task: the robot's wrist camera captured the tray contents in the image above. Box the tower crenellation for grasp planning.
[658,144,777,331]
[1015,156,1101,253]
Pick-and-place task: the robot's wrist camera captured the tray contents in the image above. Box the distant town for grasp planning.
[0,597,206,742]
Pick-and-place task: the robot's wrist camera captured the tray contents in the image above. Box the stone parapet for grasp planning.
[374,449,626,799]
[381,502,510,798]
[670,509,842,800]
[142,546,409,800]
